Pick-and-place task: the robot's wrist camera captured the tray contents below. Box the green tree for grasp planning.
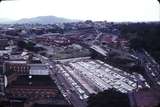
[87,89,130,107]
[154,103,160,107]
[17,41,27,49]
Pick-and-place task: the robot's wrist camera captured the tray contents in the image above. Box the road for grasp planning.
[52,69,87,107]
[134,49,160,88]
[35,53,88,107]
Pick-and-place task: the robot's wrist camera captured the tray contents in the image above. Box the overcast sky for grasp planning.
[0,0,159,22]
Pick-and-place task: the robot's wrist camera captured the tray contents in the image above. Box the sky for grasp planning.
[0,0,159,22]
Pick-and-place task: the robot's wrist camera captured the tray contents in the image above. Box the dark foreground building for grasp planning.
[1,75,72,107]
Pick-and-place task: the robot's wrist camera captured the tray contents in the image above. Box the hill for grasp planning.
[0,16,78,24]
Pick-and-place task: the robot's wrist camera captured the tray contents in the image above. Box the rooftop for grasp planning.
[8,75,57,88]
[29,64,48,70]
[33,104,72,107]
[5,60,27,64]
[90,45,107,56]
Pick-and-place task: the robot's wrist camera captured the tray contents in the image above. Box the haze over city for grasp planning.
[0,0,160,107]
[0,0,159,22]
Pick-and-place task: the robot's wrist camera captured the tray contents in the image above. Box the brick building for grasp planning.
[6,75,59,100]
[3,75,71,107]
[4,61,30,75]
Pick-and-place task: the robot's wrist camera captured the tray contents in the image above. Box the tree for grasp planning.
[129,38,145,50]
[87,89,130,107]
[154,103,160,107]
[120,23,160,64]
[17,41,27,49]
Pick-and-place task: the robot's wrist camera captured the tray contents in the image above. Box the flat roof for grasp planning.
[90,45,107,56]
[6,61,27,64]
[8,75,57,88]
[29,64,48,70]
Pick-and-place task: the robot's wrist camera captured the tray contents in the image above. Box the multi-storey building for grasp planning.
[4,61,30,75]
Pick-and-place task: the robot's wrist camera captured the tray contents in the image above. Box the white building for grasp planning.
[0,50,11,56]
[29,64,49,75]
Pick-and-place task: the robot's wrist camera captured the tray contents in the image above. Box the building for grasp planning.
[0,39,8,50]
[4,75,71,107]
[4,61,30,75]
[0,50,11,57]
[6,75,58,100]
[90,45,109,60]
[3,61,30,84]
[29,64,49,75]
